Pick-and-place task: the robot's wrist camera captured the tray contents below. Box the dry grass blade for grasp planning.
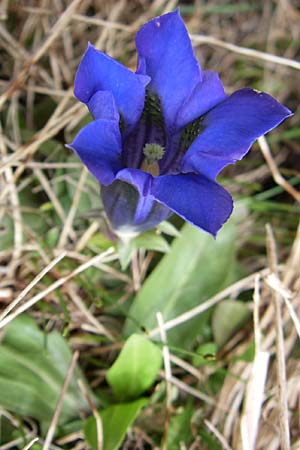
[21,438,39,450]
[240,276,270,450]
[258,136,300,203]
[57,167,88,249]
[149,268,271,337]
[42,351,79,450]
[0,248,115,330]
[0,0,82,111]
[0,251,67,322]
[266,224,291,450]
[266,272,300,346]
[69,284,115,341]
[204,420,233,450]
[0,2,299,448]
[191,34,300,70]
[157,312,172,450]
[78,379,103,450]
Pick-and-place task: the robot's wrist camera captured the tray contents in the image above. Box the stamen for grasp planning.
[143,143,165,164]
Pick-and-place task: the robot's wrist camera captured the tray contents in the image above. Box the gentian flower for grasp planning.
[69,10,291,238]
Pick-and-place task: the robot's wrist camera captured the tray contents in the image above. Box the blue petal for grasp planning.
[74,43,150,128]
[87,91,119,121]
[152,173,233,236]
[116,168,154,223]
[68,119,122,186]
[182,88,292,179]
[176,70,227,129]
[101,168,171,234]
[136,10,202,133]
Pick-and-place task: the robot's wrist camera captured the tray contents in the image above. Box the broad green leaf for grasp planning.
[124,216,237,348]
[0,315,91,430]
[84,398,147,450]
[106,334,162,400]
[212,300,251,347]
[118,230,170,270]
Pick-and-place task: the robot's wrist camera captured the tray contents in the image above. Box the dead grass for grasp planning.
[0,1,300,449]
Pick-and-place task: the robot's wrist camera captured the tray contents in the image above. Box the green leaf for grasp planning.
[106,334,162,400]
[84,398,148,450]
[156,221,180,237]
[167,403,193,449]
[198,426,223,450]
[0,315,91,430]
[212,300,251,347]
[118,230,170,270]
[192,342,218,366]
[123,216,237,348]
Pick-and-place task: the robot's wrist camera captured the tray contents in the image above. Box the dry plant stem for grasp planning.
[204,420,233,450]
[149,267,271,337]
[223,364,251,441]
[0,123,22,278]
[131,250,141,291]
[240,276,270,450]
[0,251,66,322]
[266,224,291,450]
[191,34,300,70]
[8,162,82,169]
[0,410,37,450]
[0,437,34,450]
[69,284,115,341]
[156,312,172,450]
[56,431,84,446]
[43,351,79,450]
[0,0,8,20]
[0,0,82,111]
[57,167,88,249]
[75,221,99,252]
[266,273,300,341]
[78,379,103,450]
[34,167,76,240]
[72,14,133,32]
[258,136,300,203]
[0,100,81,178]
[169,354,203,382]
[284,220,300,287]
[0,248,115,330]
[21,438,39,450]
[161,372,222,409]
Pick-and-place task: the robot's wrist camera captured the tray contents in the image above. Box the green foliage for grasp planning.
[84,398,148,450]
[198,426,223,450]
[156,220,180,237]
[106,334,162,400]
[0,315,90,432]
[193,342,218,366]
[118,230,170,270]
[212,300,251,347]
[124,216,237,348]
[167,403,193,449]
[0,215,14,251]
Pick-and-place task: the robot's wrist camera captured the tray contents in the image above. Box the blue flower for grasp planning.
[69,10,292,237]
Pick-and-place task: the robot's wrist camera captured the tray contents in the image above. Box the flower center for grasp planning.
[143,143,165,164]
[121,91,166,172]
[140,143,165,176]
